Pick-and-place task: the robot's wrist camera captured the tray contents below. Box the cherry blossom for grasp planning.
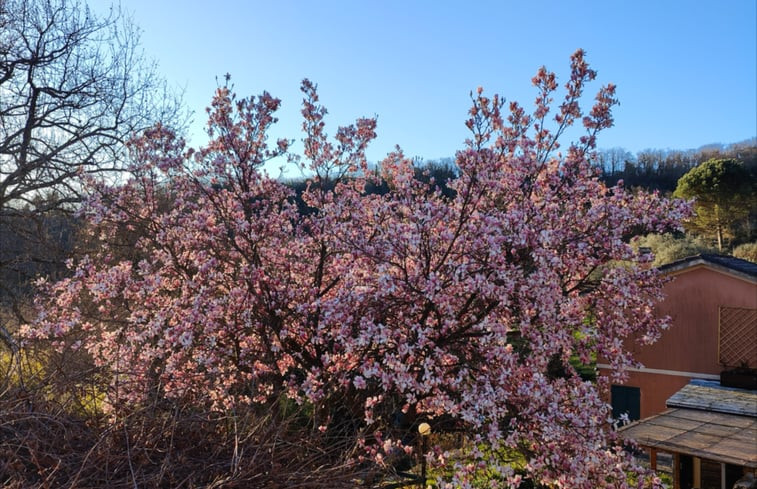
[23,51,688,487]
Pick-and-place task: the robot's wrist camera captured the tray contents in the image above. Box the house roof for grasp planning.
[658,253,757,282]
[619,407,757,467]
[667,381,757,417]
[620,381,757,467]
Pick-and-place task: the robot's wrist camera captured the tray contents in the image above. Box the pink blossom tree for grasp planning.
[23,50,687,488]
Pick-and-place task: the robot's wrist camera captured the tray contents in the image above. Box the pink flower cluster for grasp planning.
[23,51,688,487]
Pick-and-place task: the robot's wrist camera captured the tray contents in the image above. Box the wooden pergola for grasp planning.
[620,382,757,489]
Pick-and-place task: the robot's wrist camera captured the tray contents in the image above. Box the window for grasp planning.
[611,385,641,422]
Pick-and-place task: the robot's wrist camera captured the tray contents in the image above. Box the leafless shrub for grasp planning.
[0,365,368,488]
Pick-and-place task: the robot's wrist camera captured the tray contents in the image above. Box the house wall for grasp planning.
[620,371,692,419]
[635,265,756,375]
[604,264,757,418]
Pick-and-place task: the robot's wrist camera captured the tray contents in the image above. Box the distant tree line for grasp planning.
[286,139,757,199]
[591,139,757,192]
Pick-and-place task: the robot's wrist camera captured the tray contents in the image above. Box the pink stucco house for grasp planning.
[601,254,757,421]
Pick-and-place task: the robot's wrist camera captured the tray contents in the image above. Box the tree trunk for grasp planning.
[715,205,723,251]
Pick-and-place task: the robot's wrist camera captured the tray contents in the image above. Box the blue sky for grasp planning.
[106,1,756,169]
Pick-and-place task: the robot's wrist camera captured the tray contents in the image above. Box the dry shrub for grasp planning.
[732,242,757,263]
[0,352,368,489]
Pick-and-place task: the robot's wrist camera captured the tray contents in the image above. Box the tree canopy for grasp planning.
[18,51,687,488]
[673,158,755,250]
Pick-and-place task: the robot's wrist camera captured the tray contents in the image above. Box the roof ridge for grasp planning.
[657,253,757,279]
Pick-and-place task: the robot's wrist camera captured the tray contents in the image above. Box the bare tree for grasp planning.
[593,147,633,181]
[0,0,184,347]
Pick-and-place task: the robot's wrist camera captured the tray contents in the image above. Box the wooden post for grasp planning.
[650,448,658,472]
[673,453,681,489]
[693,457,701,488]
[720,462,726,489]
[419,435,427,489]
